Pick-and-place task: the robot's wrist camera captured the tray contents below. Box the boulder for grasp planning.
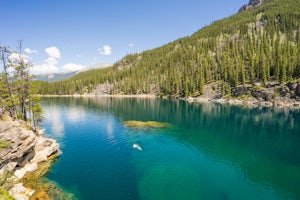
[287,82,297,90]
[277,86,290,97]
[232,86,249,97]
[251,88,274,101]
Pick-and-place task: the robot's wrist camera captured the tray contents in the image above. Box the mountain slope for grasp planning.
[34,63,112,82]
[36,0,300,99]
[35,71,79,82]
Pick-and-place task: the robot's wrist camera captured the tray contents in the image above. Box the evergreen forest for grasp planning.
[34,0,300,97]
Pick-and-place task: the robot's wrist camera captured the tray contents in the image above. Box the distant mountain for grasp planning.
[35,71,78,82]
[35,0,300,100]
[35,63,112,82]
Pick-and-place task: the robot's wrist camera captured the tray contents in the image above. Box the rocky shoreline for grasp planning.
[0,118,61,200]
[187,81,300,109]
[186,96,300,109]
[37,80,300,109]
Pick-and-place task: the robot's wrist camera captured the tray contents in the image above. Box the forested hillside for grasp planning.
[35,0,300,98]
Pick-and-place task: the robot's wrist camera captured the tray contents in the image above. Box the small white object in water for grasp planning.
[133,143,142,151]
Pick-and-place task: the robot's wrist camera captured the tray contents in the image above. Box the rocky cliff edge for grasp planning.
[0,119,61,200]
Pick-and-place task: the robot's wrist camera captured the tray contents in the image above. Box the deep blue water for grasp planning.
[41,97,300,200]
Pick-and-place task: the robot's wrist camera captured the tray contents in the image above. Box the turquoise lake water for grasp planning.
[41,97,300,200]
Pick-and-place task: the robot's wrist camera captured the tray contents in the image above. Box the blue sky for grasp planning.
[1,0,247,74]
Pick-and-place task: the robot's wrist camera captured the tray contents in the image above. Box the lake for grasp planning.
[41,97,300,200]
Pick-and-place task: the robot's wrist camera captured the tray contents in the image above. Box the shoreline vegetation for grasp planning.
[37,91,300,109]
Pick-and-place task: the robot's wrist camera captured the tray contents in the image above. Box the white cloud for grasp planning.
[129,43,134,47]
[98,45,112,56]
[31,63,59,74]
[32,63,85,75]
[24,48,38,54]
[31,46,85,75]
[45,57,58,66]
[32,46,61,74]
[62,63,85,72]
[45,47,61,59]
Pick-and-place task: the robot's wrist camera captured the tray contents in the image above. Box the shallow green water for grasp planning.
[41,97,300,200]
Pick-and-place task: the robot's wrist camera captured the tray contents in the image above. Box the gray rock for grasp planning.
[296,84,300,96]
[239,0,264,12]
[14,162,39,179]
[14,168,28,180]
[232,86,249,97]
[287,82,297,90]
[277,86,290,97]
[31,137,60,163]
[251,88,274,101]
[18,131,29,140]
[0,119,60,185]
[0,162,17,175]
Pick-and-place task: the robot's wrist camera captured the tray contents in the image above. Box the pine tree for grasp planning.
[0,46,16,118]
[10,41,32,121]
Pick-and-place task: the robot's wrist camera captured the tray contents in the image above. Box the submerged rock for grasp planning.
[124,120,170,129]
[22,156,74,200]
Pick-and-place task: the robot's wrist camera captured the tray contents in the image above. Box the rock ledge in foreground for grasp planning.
[0,120,61,200]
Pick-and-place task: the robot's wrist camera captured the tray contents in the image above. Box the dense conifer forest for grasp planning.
[35,0,300,97]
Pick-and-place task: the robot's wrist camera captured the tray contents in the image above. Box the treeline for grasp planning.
[35,0,300,97]
[0,42,42,131]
